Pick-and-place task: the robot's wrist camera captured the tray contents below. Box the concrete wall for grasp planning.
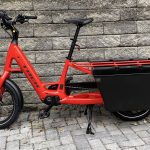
[0,0,150,107]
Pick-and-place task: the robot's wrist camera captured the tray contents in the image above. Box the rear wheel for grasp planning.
[113,110,150,121]
[0,81,21,129]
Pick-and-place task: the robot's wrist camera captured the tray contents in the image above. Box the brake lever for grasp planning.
[75,44,80,51]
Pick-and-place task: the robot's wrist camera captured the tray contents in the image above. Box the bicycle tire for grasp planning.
[113,110,150,121]
[0,81,21,129]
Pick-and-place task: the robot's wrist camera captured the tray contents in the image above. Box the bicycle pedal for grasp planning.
[39,110,50,119]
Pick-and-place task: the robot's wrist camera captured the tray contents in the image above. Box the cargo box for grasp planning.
[93,65,150,111]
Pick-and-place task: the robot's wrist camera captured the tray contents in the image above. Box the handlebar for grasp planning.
[0,12,37,26]
[15,14,37,24]
[24,16,37,19]
[0,12,5,18]
[0,12,37,43]
[0,12,12,20]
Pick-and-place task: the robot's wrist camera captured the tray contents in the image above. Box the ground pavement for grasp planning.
[1,105,150,150]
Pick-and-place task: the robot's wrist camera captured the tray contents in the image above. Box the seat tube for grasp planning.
[67,25,81,60]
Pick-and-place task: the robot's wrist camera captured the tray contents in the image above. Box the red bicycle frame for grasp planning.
[0,43,103,105]
[2,43,150,106]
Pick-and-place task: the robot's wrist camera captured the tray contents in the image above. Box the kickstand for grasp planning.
[84,105,88,115]
[86,105,95,135]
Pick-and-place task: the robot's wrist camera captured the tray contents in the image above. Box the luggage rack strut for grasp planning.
[74,59,150,68]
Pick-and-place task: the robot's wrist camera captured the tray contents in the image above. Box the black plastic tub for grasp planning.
[93,65,150,111]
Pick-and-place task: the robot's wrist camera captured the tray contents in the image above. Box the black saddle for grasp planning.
[64,18,93,26]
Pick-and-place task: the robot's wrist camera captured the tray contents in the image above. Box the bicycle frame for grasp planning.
[0,43,104,105]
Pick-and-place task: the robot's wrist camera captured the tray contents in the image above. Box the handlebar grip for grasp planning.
[0,12,12,20]
[0,12,4,18]
[24,16,37,19]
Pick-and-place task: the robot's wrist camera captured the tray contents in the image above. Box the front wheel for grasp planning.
[0,81,21,129]
[113,110,150,121]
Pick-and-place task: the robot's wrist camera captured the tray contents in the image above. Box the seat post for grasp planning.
[67,25,81,60]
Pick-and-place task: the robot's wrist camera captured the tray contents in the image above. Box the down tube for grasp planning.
[13,45,46,99]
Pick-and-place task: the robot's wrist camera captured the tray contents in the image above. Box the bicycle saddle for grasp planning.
[64,18,93,26]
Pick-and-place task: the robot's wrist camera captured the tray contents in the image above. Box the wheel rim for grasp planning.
[117,110,150,119]
[0,88,15,124]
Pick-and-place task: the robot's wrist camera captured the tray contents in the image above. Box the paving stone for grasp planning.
[131,124,149,132]
[71,129,86,136]
[105,143,121,150]
[6,140,20,150]
[120,128,135,134]
[33,139,61,149]
[111,134,128,142]
[32,128,45,137]
[136,130,150,138]
[60,134,73,144]
[45,129,58,140]
[123,148,136,150]
[0,136,7,149]
[124,133,139,140]
[136,145,150,150]
[20,144,34,150]
[118,138,145,148]
[109,129,123,136]
[93,123,106,132]
[73,135,90,149]
[7,133,30,142]
[52,144,77,150]
[101,136,115,145]
[30,136,46,144]
[65,118,77,125]
[43,119,53,130]
[105,124,119,131]
[88,139,106,150]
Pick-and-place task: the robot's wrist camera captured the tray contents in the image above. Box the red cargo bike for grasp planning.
[0,12,150,134]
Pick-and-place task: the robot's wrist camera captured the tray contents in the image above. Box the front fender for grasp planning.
[0,71,10,88]
[5,78,24,110]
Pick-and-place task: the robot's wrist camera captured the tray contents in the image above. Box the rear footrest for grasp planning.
[66,82,97,90]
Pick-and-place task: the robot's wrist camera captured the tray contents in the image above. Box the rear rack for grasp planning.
[75,59,150,68]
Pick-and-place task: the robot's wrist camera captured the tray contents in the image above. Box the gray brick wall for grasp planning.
[0,0,150,106]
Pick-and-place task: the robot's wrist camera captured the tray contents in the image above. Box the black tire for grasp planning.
[7,79,24,110]
[113,110,150,121]
[0,81,21,129]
